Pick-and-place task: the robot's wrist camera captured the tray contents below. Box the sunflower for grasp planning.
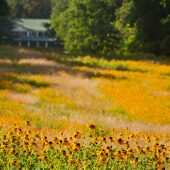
[87,123,96,130]
[116,138,124,145]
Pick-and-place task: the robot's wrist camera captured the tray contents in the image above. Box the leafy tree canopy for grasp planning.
[51,0,121,56]
[115,0,170,55]
[0,0,9,16]
[0,0,13,43]
[7,0,51,18]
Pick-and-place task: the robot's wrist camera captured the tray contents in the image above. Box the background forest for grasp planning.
[0,0,170,57]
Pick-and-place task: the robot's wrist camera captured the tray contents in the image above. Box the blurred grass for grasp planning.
[0,46,169,130]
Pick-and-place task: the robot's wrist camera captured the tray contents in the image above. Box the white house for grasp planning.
[12,19,57,48]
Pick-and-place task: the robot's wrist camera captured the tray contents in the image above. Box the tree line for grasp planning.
[0,0,170,56]
[51,0,170,56]
[7,0,51,18]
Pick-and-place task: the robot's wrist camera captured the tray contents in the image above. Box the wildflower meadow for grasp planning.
[0,46,169,169]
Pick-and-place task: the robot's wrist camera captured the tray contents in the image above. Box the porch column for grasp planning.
[27,32,30,37]
[27,41,30,48]
[45,41,48,48]
[19,41,22,47]
[36,32,39,37]
[36,41,39,48]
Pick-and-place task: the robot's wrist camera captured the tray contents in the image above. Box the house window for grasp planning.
[14,32,22,37]
[39,32,43,37]
[22,32,27,37]
[31,32,36,37]
[44,32,49,37]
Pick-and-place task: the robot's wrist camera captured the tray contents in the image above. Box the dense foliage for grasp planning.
[0,0,13,44]
[0,0,9,16]
[7,0,51,18]
[0,17,13,43]
[114,0,170,55]
[131,0,170,54]
[51,0,121,55]
[51,0,170,56]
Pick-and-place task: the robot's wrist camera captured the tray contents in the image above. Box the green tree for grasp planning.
[115,0,137,53]
[7,0,51,18]
[160,0,170,54]
[115,0,170,55]
[0,0,12,44]
[130,0,170,54]
[51,0,121,56]
[30,0,51,18]
[51,0,70,39]
[0,0,9,16]
[133,0,163,54]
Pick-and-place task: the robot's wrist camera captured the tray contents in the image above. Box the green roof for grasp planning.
[13,19,51,31]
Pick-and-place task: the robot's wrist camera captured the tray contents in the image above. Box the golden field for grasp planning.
[0,46,169,169]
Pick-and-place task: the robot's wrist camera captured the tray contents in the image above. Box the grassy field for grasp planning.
[0,46,169,169]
